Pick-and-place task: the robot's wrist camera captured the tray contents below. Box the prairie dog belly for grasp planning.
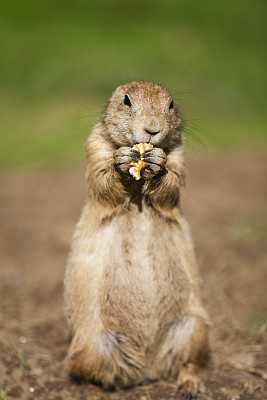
[98,206,191,342]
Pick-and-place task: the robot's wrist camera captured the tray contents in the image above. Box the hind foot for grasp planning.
[177,363,205,399]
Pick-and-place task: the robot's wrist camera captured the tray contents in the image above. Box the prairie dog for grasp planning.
[64,81,209,397]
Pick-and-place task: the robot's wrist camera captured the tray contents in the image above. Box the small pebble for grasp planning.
[29,387,34,392]
[19,336,27,343]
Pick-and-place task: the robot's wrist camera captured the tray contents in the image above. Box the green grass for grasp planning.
[9,341,31,372]
[0,0,266,167]
[229,221,267,241]
[246,315,267,335]
[0,388,10,400]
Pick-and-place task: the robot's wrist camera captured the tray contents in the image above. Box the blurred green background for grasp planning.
[0,0,266,167]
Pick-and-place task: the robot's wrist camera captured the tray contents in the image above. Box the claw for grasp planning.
[142,156,152,163]
[142,156,159,164]
[131,149,141,158]
[183,391,189,399]
[142,149,153,158]
[183,390,196,399]
[177,364,202,400]
[142,153,166,163]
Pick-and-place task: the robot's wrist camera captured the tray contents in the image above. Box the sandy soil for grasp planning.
[0,149,266,400]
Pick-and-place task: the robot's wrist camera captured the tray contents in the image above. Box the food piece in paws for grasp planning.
[129,143,153,180]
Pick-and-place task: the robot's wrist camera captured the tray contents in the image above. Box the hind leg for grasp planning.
[65,328,146,389]
[177,316,209,398]
[150,314,209,398]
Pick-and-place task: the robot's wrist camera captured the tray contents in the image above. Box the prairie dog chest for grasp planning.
[99,205,190,329]
[102,204,156,277]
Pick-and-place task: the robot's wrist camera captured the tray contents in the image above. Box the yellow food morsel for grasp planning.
[129,143,153,180]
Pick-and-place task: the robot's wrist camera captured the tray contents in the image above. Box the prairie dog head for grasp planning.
[103,81,183,150]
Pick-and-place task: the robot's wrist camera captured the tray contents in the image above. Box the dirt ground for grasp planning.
[0,149,266,400]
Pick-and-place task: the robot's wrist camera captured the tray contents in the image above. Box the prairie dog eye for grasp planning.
[169,100,174,110]
[124,95,131,107]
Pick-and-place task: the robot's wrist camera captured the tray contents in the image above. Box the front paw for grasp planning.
[114,147,141,175]
[142,147,167,178]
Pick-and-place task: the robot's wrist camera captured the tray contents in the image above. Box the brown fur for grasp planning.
[64,81,209,396]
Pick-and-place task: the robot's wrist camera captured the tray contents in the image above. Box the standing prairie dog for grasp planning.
[64,81,209,398]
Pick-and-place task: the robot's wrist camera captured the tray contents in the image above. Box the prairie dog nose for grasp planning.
[144,119,161,135]
[144,128,160,135]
